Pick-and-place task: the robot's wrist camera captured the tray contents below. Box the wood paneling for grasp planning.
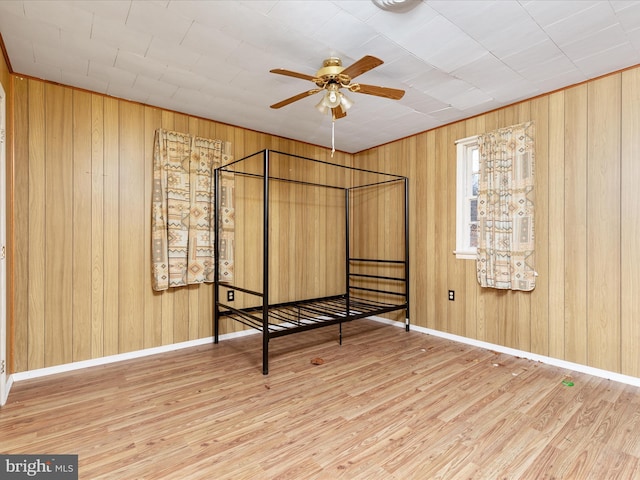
[6,65,640,379]
[11,78,29,373]
[530,96,549,356]
[27,79,46,371]
[91,95,105,359]
[8,80,354,372]
[72,90,92,362]
[118,101,146,353]
[564,84,589,365]
[44,83,73,367]
[547,91,565,360]
[621,69,640,377]
[143,106,162,348]
[447,122,465,336]
[103,96,119,357]
[357,70,639,379]
[587,75,621,372]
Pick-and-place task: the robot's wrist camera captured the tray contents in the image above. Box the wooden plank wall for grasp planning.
[356,68,640,378]
[9,76,352,373]
[7,65,640,379]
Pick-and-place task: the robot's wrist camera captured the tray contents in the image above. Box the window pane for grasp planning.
[471,147,480,173]
[472,172,479,196]
[469,223,478,248]
[470,198,477,222]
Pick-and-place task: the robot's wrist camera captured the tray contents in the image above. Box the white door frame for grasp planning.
[0,82,8,406]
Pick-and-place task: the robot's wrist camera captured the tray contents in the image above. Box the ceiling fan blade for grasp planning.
[355,83,405,100]
[270,89,321,109]
[332,106,347,120]
[270,68,317,82]
[341,55,383,80]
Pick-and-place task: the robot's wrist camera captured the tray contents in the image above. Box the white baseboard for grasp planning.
[1,375,12,406]
[10,329,257,383]
[9,317,640,389]
[371,316,640,388]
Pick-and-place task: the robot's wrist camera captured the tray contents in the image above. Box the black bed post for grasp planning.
[262,150,270,374]
[343,187,350,345]
[404,177,410,332]
[214,164,221,344]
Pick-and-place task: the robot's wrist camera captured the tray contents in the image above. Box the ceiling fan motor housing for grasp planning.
[315,58,349,87]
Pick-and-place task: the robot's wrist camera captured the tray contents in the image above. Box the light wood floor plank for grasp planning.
[2,320,639,479]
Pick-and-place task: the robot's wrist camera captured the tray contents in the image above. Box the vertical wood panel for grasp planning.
[547,91,565,360]
[447,122,466,336]
[118,102,146,353]
[413,133,428,329]
[317,147,329,302]
[72,90,93,362]
[44,83,73,367]
[269,146,283,304]
[434,128,448,332]
[587,74,621,372]
[27,79,46,370]
[329,149,346,300]
[621,68,640,377]
[103,97,119,356]
[12,77,29,372]
[290,144,303,304]
[424,130,436,330]
[144,106,162,349]
[530,96,549,356]
[564,84,588,365]
[91,95,104,359]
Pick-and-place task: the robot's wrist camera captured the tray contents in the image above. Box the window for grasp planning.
[455,135,479,259]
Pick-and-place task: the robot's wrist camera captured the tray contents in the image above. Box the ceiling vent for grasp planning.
[371,0,421,13]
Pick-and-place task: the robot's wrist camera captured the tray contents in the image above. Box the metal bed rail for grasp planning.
[217,294,407,338]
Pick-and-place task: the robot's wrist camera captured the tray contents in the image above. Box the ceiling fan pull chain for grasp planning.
[331,119,335,157]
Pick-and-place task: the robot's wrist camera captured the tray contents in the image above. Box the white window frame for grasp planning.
[455,135,479,260]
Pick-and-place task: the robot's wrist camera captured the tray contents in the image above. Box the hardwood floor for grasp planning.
[2,320,640,479]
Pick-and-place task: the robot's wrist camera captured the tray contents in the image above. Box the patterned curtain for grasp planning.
[476,121,535,291]
[152,128,234,291]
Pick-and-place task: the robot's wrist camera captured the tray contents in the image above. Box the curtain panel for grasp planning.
[152,129,234,291]
[476,121,535,291]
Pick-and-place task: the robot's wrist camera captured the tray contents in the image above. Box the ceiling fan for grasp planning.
[269,55,405,120]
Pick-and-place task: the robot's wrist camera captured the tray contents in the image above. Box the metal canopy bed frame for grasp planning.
[214,149,409,374]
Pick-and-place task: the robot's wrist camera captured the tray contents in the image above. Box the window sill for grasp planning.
[453,250,476,260]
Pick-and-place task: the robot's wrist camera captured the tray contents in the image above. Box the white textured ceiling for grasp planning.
[1,0,640,153]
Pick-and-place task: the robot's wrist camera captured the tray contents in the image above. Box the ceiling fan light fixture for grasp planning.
[270,55,405,119]
[323,84,342,108]
[315,98,330,114]
[340,93,354,110]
